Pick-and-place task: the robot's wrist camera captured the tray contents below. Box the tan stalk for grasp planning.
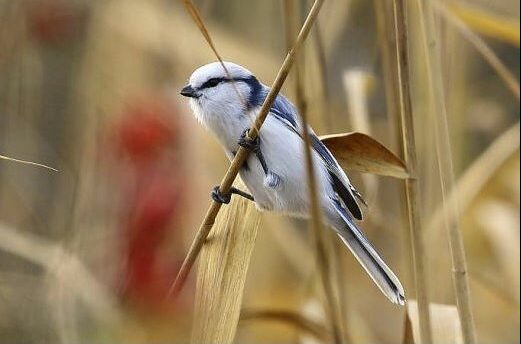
[434,1,520,102]
[392,0,433,343]
[283,1,344,341]
[298,59,343,344]
[169,0,325,298]
[288,0,345,343]
[191,185,261,343]
[426,122,520,237]
[449,2,520,46]
[315,17,351,344]
[414,0,477,342]
[0,154,58,171]
[182,0,246,104]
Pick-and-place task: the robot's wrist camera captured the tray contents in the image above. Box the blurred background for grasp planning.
[0,0,518,343]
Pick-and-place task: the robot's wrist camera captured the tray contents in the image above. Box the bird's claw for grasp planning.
[238,128,260,153]
[211,186,231,204]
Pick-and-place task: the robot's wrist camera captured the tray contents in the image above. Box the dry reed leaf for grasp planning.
[449,2,520,46]
[191,180,261,344]
[0,223,120,325]
[434,1,520,102]
[407,300,464,344]
[320,132,408,178]
[427,122,520,235]
[0,154,58,171]
[240,308,330,342]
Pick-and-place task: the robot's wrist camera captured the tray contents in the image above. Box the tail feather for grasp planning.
[332,200,406,305]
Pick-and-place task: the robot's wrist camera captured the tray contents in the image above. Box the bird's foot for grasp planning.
[211,186,231,204]
[238,128,282,189]
[238,128,260,153]
[211,185,255,204]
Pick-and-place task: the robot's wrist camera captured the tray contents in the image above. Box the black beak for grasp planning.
[180,84,198,98]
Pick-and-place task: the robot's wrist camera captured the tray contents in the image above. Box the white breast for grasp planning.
[192,97,333,216]
[238,115,334,215]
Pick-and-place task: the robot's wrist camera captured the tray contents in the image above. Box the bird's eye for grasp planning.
[202,78,224,89]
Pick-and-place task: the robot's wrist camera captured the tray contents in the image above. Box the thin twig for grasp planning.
[426,122,520,239]
[313,21,333,130]
[415,0,477,342]
[298,65,342,344]
[181,0,246,104]
[449,2,520,47]
[283,1,343,341]
[434,1,520,102]
[392,1,433,343]
[169,0,326,298]
[0,154,58,171]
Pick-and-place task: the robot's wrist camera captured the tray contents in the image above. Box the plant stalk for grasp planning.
[414,0,477,342]
[392,0,433,343]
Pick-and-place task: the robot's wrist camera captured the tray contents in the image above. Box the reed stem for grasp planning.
[414,0,477,342]
[284,1,344,341]
[391,1,433,342]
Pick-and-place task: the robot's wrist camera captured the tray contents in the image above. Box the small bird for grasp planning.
[180,61,405,305]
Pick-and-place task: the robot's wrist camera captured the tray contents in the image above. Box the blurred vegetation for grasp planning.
[0,0,519,343]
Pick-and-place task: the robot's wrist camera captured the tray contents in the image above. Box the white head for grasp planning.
[180,62,264,122]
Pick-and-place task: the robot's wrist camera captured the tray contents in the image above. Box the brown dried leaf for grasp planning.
[320,132,408,178]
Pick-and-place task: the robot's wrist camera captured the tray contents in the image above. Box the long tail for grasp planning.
[332,200,406,305]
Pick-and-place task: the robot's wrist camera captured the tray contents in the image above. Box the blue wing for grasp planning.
[269,93,364,220]
[270,94,298,131]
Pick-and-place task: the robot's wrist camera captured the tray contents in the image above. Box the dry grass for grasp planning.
[0,0,518,343]
[191,180,261,343]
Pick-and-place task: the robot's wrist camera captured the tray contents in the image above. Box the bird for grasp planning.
[180,61,405,305]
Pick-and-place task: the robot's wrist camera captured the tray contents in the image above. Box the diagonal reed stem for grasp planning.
[392,1,433,343]
[434,1,520,102]
[169,0,325,298]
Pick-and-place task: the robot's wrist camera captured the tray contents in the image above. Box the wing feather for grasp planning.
[268,92,364,220]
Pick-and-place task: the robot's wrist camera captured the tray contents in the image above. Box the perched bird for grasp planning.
[180,61,405,305]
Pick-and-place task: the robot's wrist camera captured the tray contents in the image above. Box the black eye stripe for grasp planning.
[198,77,252,90]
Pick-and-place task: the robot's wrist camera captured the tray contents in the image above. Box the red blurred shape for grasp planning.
[108,94,189,311]
[26,1,83,44]
[117,99,175,164]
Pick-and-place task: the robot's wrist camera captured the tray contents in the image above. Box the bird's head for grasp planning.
[180,62,264,119]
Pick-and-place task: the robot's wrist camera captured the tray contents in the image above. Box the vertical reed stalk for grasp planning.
[299,68,343,344]
[284,1,344,341]
[311,8,350,339]
[414,1,477,342]
[169,0,325,297]
[391,1,434,343]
